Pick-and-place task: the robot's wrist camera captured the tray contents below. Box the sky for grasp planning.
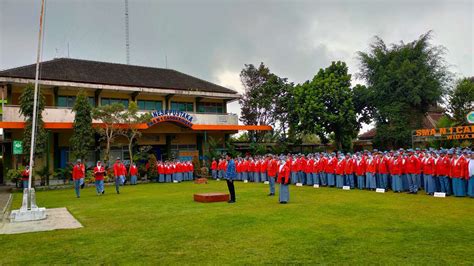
[1,0,473,133]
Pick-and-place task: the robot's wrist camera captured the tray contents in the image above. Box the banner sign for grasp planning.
[414,125,474,140]
[147,110,194,128]
[13,140,23,155]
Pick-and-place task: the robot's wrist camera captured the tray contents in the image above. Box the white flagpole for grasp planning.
[28,0,46,191]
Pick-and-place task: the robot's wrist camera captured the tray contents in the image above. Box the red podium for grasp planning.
[194,193,229,203]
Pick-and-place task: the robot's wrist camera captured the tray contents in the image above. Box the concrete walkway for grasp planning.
[0,186,13,224]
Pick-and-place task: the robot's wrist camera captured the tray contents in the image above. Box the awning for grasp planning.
[0,122,272,131]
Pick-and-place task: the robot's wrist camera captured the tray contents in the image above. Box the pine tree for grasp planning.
[71,90,94,162]
[19,83,48,159]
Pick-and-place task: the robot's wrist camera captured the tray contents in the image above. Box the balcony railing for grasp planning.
[2,105,238,125]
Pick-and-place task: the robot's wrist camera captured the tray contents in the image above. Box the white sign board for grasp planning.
[342,186,350,190]
[313,184,319,188]
[244,180,248,183]
[264,181,269,184]
[434,192,446,198]
[376,188,386,193]
[296,183,303,187]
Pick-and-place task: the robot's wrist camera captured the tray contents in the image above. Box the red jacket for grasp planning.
[450,157,468,179]
[435,156,450,176]
[277,163,290,184]
[335,159,345,175]
[130,165,138,176]
[326,157,337,174]
[211,161,218,171]
[73,164,85,180]
[405,155,420,174]
[378,157,389,174]
[305,159,314,173]
[366,158,377,173]
[21,169,30,181]
[94,165,105,180]
[344,158,354,174]
[354,158,366,176]
[389,157,403,175]
[260,160,267,173]
[298,158,307,172]
[242,160,249,172]
[267,159,278,177]
[319,157,327,173]
[422,157,435,176]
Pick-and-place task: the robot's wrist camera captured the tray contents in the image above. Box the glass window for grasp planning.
[57,96,76,108]
[137,100,162,111]
[101,98,129,108]
[171,102,193,112]
[88,97,95,107]
[196,102,225,113]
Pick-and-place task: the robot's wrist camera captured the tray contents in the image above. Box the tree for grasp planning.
[294,61,358,150]
[239,63,294,141]
[357,31,451,149]
[92,103,125,165]
[120,101,151,167]
[71,90,95,162]
[449,77,474,125]
[147,153,158,181]
[19,83,48,159]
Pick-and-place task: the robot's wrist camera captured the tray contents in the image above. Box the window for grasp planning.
[137,100,162,111]
[171,102,194,112]
[197,102,225,113]
[57,96,95,107]
[101,98,129,108]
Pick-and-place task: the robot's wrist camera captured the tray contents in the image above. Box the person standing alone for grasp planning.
[225,154,237,203]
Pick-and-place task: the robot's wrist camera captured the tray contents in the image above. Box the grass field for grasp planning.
[2,181,474,265]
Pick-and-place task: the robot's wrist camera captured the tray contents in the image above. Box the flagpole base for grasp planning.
[10,188,47,222]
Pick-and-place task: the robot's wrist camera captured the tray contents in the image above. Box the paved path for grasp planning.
[0,186,13,224]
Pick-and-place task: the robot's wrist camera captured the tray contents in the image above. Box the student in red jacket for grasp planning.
[242,158,249,182]
[113,158,125,194]
[260,158,268,183]
[344,153,355,189]
[366,153,377,190]
[405,149,421,194]
[277,156,291,204]
[211,158,218,179]
[422,152,436,195]
[21,166,30,189]
[130,162,139,185]
[72,159,85,198]
[157,162,165,183]
[94,161,106,195]
[450,152,467,197]
[267,155,278,196]
[327,153,337,187]
[390,152,404,192]
[378,153,390,189]
[335,154,346,188]
[354,152,366,190]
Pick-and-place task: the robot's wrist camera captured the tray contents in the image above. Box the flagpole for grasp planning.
[28,0,46,191]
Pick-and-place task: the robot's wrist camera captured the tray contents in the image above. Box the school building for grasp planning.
[0,58,271,182]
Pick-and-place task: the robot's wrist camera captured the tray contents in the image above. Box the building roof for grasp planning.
[0,58,237,95]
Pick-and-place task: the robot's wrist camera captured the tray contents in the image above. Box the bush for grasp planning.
[7,168,23,186]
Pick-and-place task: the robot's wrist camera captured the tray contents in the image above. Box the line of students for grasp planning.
[152,161,194,183]
[211,148,474,198]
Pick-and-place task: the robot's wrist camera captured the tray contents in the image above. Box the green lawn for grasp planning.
[2,181,474,265]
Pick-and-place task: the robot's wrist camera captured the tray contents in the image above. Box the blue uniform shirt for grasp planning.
[225,159,237,180]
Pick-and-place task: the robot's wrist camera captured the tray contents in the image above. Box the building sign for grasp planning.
[147,110,194,128]
[13,140,23,155]
[467,111,474,124]
[414,126,474,140]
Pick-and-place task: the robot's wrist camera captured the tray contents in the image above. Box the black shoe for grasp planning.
[124,180,127,185]
[280,201,287,204]
[268,193,274,196]
[117,191,120,194]
[228,200,235,203]
[102,190,105,194]
[81,183,85,189]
